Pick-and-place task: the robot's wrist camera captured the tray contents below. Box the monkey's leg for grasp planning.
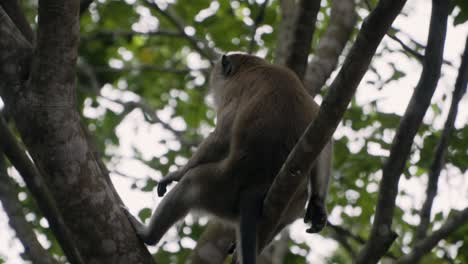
[157,132,230,196]
[238,189,264,264]
[305,141,333,233]
[131,163,227,245]
[123,177,197,245]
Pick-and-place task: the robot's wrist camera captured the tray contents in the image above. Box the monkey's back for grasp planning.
[229,65,319,190]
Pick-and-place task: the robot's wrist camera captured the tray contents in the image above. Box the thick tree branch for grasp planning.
[0,2,154,263]
[260,0,408,252]
[187,220,235,264]
[0,115,84,264]
[284,0,321,80]
[356,1,449,262]
[274,0,296,65]
[304,0,357,96]
[0,0,33,43]
[415,36,468,241]
[398,208,468,264]
[0,154,57,264]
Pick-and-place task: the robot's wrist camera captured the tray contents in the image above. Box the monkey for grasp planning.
[123,53,332,264]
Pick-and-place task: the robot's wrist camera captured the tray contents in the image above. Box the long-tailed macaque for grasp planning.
[124,53,332,264]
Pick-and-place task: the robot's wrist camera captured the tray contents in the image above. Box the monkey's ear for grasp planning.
[221,54,233,76]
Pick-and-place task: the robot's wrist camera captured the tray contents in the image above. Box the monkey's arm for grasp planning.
[305,140,333,233]
[157,107,235,196]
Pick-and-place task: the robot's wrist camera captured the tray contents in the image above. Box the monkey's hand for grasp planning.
[157,171,182,197]
[121,205,156,245]
[304,199,328,233]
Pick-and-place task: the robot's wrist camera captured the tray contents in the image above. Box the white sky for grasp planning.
[1,0,467,263]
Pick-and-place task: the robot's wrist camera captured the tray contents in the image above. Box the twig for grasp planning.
[81,29,184,42]
[247,0,270,54]
[327,221,398,259]
[387,33,424,61]
[398,208,468,264]
[92,64,205,74]
[356,1,449,263]
[415,36,468,241]
[146,1,218,62]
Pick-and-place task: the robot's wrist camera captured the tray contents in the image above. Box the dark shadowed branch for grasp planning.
[415,36,468,241]
[304,0,357,96]
[398,208,468,264]
[0,0,33,43]
[356,1,449,263]
[284,0,321,80]
[80,0,93,15]
[247,0,270,54]
[260,0,408,252]
[0,114,84,264]
[0,154,58,264]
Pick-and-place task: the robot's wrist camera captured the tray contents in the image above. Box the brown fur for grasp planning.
[124,53,331,264]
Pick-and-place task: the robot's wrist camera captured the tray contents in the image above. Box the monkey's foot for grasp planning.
[157,178,171,197]
[120,205,156,245]
[157,171,181,197]
[228,241,236,254]
[304,200,327,233]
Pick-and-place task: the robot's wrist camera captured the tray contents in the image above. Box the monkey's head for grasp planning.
[209,53,266,109]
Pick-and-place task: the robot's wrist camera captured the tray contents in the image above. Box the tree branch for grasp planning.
[398,208,468,264]
[0,114,84,264]
[0,0,34,43]
[79,0,93,15]
[0,2,154,263]
[247,0,270,54]
[92,64,206,74]
[81,29,184,42]
[274,0,296,65]
[146,1,218,62]
[415,36,468,241]
[260,0,408,252]
[187,220,235,264]
[356,1,449,262]
[284,0,321,80]
[0,154,58,264]
[304,0,357,96]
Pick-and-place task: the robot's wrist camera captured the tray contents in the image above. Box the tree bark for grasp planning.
[304,0,356,96]
[261,0,408,252]
[0,1,154,263]
[356,0,449,262]
[415,36,468,241]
